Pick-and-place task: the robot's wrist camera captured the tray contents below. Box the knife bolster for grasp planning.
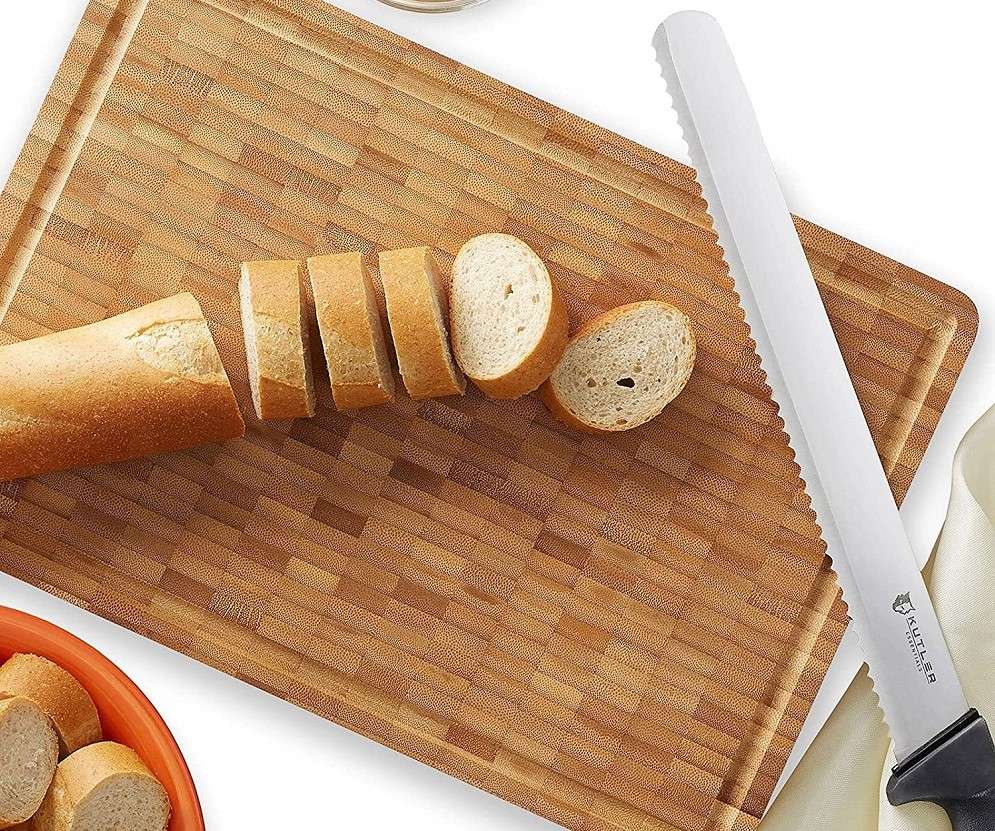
[887,709,995,806]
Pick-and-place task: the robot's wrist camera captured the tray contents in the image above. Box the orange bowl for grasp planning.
[0,606,203,830]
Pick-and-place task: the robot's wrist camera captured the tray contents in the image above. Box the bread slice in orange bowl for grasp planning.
[0,606,203,831]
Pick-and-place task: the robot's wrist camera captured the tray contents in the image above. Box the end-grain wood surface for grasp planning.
[0,1,977,829]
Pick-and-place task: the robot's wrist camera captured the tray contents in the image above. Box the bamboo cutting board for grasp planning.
[0,1,978,829]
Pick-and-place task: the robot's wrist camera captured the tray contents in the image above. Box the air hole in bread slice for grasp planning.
[543,300,695,432]
[450,233,567,399]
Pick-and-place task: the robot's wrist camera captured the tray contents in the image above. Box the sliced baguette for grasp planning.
[239,259,316,420]
[0,655,100,757]
[379,247,465,400]
[540,300,695,433]
[450,234,568,399]
[32,742,169,831]
[0,696,59,828]
[0,293,245,483]
[306,252,395,410]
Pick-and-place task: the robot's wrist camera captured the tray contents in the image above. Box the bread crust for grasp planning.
[0,654,100,757]
[0,293,245,483]
[306,252,395,410]
[379,247,465,401]
[451,234,569,400]
[240,260,316,420]
[539,381,605,434]
[329,381,392,411]
[32,742,170,831]
[0,696,59,827]
[540,300,696,433]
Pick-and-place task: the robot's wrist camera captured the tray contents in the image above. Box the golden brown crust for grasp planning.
[379,247,465,401]
[306,252,395,411]
[540,300,696,434]
[538,380,603,434]
[0,293,245,483]
[329,382,392,411]
[0,655,101,757]
[240,260,315,420]
[52,742,155,802]
[256,375,311,420]
[33,742,170,831]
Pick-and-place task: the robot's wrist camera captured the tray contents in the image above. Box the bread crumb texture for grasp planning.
[33,743,170,831]
[451,234,553,379]
[0,696,59,825]
[0,654,101,757]
[128,320,226,384]
[550,301,694,431]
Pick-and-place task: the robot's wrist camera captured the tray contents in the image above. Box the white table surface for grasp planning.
[0,1,991,828]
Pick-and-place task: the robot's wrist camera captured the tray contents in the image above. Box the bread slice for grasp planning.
[449,234,568,399]
[379,247,465,400]
[32,742,169,831]
[0,293,245,483]
[0,696,59,828]
[306,252,395,410]
[239,259,316,420]
[540,300,695,433]
[0,655,100,757]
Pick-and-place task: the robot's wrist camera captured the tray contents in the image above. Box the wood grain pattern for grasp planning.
[0,1,977,829]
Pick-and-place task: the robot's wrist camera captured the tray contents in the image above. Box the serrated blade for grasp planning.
[653,11,968,763]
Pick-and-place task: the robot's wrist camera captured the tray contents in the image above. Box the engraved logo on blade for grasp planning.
[893,592,936,684]
[893,592,915,615]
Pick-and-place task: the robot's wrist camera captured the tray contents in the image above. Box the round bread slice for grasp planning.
[450,234,568,399]
[32,743,170,831]
[306,252,396,410]
[540,300,695,433]
[379,247,465,401]
[0,655,100,757]
[0,696,59,827]
[239,259,316,420]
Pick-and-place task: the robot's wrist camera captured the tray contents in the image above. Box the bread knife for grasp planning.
[654,12,995,829]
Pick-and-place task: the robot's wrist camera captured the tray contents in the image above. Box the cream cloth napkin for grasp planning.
[762,403,995,831]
